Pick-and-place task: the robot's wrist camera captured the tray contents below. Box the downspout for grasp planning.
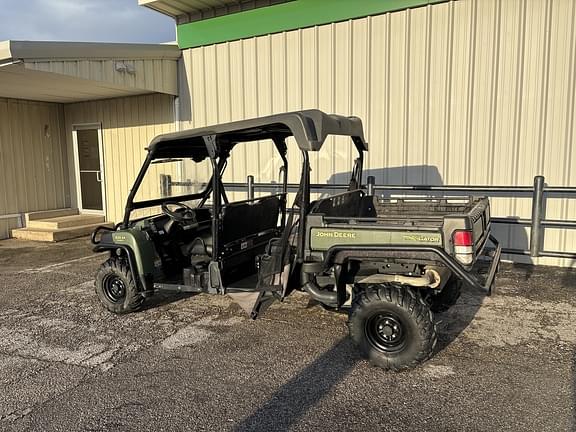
[173,96,181,131]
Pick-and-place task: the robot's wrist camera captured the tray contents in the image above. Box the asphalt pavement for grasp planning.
[0,237,575,431]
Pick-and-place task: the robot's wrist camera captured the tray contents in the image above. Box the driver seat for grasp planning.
[183,228,213,270]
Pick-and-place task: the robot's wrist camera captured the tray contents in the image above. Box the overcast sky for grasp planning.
[0,0,176,44]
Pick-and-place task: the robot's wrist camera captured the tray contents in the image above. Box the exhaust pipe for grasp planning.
[357,266,452,289]
[301,273,338,307]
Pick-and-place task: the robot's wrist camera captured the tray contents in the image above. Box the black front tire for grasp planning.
[348,284,437,371]
[95,258,144,314]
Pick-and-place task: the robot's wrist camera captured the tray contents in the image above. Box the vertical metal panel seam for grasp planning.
[299,29,304,109]
[464,0,477,184]
[348,20,353,165]
[226,41,235,182]
[365,16,373,173]
[0,101,9,214]
[48,106,59,207]
[240,40,248,174]
[52,105,61,207]
[314,25,321,176]
[201,46,208,125]
[537,0,554,176]
[442,1,455,182]
[37,104,49,209]
[268,33,274,114]
[283,31,288,114]
[402,9,411,184]
[384,14,391,181]
[22,102,35,209]
[254,36,261,175]
[488,0,502,185]
[214,43,221,123]
[331,22,336,176]
[423,5,432,183]
[6,101,18,210]
[512,0,527,186]
[18,102,29,208]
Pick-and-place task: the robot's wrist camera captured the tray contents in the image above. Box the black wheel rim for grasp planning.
[365,312,407,353]
[102,275,126,304]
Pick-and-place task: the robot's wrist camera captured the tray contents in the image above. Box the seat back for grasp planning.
[310,190,368,218]
[221,195,281,245]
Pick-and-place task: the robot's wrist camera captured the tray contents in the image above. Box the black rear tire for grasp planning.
[95,258,144,314]
[431,277,462,313]
[348,284,437,371]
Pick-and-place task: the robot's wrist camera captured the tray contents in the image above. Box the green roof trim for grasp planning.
[177,0,448,49]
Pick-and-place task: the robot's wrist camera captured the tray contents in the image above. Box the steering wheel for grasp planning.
[161,201,198,223]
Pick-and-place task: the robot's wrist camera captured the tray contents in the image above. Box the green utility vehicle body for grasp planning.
[91,109,501,370]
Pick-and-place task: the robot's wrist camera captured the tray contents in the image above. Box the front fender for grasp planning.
[94,229,156,291]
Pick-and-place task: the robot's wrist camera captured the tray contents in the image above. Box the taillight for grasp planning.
[453,230,474,265]
[453,230,473,246]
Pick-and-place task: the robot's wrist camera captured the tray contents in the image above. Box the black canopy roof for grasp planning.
[147,109,367,160]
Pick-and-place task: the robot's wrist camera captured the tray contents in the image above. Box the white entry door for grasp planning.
[73,126,106,214]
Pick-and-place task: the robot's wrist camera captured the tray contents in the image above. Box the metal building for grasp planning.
[145,0,576,267]
[0,0,574,267]
[0,41,179,238]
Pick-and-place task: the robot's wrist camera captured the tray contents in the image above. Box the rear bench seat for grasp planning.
[221,195,281,246]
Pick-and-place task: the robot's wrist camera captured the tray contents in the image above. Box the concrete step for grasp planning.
[12,222,113,242]
[27,214,105,230]
[25,208,78,223]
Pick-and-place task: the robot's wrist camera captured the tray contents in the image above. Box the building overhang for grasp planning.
[0,40,181,103]
[142,0,449,49]
[138,0,288,23]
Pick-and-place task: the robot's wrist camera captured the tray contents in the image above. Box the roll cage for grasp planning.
[122,110,368,258]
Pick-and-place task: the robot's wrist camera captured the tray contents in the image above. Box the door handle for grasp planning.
[96,171,102,182]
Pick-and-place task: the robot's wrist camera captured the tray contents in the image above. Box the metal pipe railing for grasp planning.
[530,176,545,257]
[163,173,576,261]
[247,175,255,201]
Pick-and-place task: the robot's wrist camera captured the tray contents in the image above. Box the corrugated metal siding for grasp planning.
[180,0,576,267]
[25,59,178,96]
[0,98,69,239]
[64,94,176,223]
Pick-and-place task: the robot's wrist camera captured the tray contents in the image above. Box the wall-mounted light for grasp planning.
[114,62,136,75]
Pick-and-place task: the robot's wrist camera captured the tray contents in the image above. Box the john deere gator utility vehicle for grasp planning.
[92,110,501,370]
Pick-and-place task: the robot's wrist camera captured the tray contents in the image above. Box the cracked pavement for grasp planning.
[0,237,575,431]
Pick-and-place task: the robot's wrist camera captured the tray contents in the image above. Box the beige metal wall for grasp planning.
[64,94,176,223]
[25,58,178,96]
[179,0,576,267]
[0,98,69,239]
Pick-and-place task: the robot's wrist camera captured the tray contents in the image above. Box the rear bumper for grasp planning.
[324,234,502,295]
[457,235,501,295]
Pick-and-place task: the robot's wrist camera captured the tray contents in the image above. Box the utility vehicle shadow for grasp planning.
[434,287,485,353]
[234,338,358,432]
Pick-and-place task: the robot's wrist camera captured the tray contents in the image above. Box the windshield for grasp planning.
[133,158,212,204]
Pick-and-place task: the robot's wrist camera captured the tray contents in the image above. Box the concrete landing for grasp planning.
[12,209,112,242]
